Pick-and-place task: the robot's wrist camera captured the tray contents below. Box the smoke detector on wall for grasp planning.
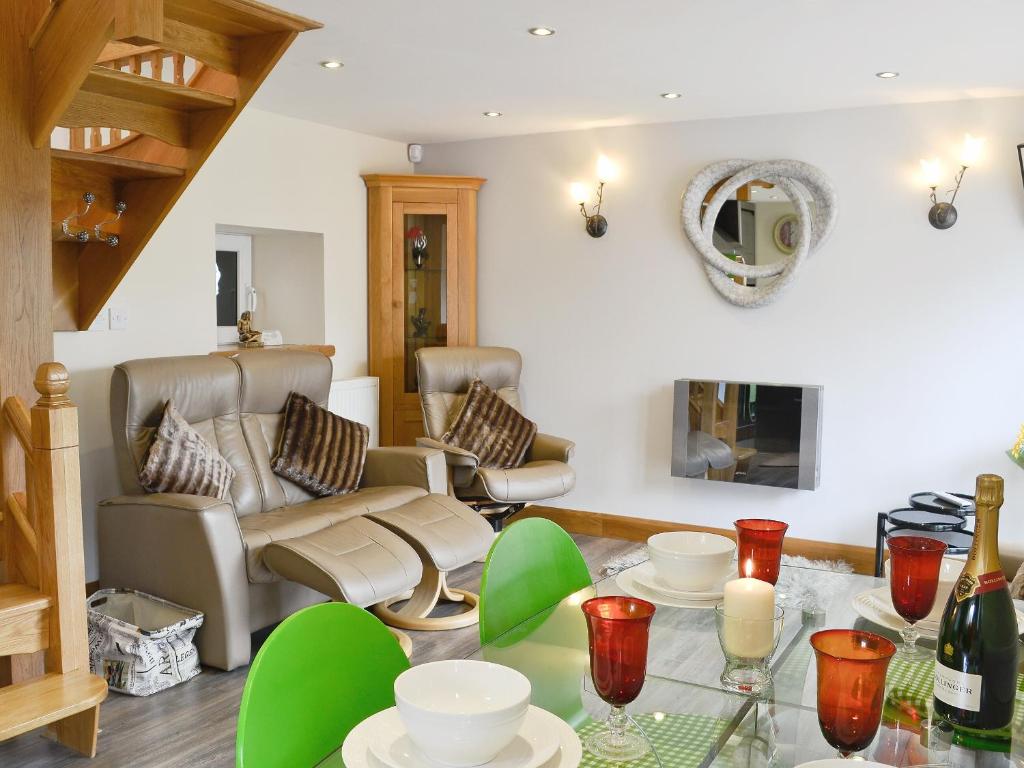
[408,144,423,164]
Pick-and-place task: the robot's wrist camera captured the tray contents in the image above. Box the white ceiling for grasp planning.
[253,1,1024,144]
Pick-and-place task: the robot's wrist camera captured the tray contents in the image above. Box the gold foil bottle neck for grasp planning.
[975,474,1004,508]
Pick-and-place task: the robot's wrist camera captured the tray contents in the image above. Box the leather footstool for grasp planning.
[367,493,494,631]
[263,516,424,654]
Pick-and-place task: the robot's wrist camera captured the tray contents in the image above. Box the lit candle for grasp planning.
[722,560,777,658]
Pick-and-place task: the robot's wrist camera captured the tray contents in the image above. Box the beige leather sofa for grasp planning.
[415,346,576,529]
[99,350,491,670]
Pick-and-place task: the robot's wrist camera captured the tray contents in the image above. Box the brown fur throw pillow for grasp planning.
[443,379,537,469]
[139,401,235,499]
[271,392,369,496]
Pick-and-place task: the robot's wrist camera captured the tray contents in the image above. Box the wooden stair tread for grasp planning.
[80,66,234,111]
[0,583,51,619]
[164,0,322,36]
[0,671,107,742]
[51,148,185,181]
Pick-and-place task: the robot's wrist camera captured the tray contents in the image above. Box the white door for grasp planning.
[215,233,254,345]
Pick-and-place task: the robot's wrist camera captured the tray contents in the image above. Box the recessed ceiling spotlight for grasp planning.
[483,111,503,118]
[528,27,556,37]
[661,92,682,100]
[875,71,899,79]
[320,60,343,69]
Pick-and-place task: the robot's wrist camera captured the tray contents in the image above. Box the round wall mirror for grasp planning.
[700,179,803,292]
[682,160,837,307]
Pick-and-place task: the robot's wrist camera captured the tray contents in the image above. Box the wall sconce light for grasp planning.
[920,133,985,230]
[570,155,617,237]
[1017,143,1023,192]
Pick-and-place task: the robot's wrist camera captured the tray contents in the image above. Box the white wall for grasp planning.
[252,229,325,345]
[245,226,327,345]
[55,108,410,580]
[420,96,1024,551]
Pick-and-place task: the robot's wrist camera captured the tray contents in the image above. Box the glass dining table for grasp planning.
[324,560,1024,768]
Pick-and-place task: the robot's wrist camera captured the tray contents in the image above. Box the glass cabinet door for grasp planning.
[403,212,448,394]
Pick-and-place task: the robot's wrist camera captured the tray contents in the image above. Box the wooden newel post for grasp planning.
[30,363,88,675]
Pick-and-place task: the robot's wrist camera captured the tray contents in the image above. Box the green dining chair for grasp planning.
[479,517,593,645]
[236,602,410,768]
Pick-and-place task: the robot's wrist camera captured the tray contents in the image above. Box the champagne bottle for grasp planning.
[933,474,1019,739]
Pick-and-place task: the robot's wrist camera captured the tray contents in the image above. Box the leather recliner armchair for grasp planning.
[415,346,576,529]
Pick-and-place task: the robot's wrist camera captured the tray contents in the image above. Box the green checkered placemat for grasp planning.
[886,654,1024,730]
[576,713,727,767]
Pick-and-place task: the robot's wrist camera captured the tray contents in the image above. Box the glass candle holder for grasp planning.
[734,519,789,584]
[715,603,785,695]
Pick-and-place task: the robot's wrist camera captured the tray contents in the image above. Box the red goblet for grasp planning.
[581,596,656,761]
[734,519,789,585]
[887,535,947,659]
[811,629,896,757]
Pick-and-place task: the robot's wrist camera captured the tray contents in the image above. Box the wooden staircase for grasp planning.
[44,0,321,330]
[0,364,108,757]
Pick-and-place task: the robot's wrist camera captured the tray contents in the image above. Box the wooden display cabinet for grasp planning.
[363,174,485,446]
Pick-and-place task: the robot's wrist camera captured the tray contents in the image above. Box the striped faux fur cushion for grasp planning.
[139,401,235,499]
[443,379,537,470]
[271,392,369,496]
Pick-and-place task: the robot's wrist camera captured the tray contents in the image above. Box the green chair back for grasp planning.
[236,602,410,768]
[479,517,593,645]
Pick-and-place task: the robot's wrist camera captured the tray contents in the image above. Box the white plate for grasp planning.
[369,707,558,768]
[616,568,718,609]
[630,561,729,601]
[341,705,582,768]
[852,587,1024,640]
[796,761,893,768]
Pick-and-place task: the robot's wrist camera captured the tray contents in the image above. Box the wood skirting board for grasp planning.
[513,506,876,575]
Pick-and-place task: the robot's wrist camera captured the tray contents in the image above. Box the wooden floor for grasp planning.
[0,534,634,768]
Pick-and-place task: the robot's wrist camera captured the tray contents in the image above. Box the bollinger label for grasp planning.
[955,570,1007,603]
[934,662,982,712]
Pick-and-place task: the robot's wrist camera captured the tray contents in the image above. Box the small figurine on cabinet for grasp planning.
[411,307,432,338]
[237,311,264,348]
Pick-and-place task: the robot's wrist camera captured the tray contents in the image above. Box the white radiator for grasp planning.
[328,376,380,448]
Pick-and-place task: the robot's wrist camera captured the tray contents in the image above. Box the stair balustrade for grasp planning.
[57,47,202,153]
[0,363,107,757]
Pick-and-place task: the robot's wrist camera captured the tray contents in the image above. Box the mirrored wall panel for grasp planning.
[671,379,822,490]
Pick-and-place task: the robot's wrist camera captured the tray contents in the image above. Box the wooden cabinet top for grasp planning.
[361,174,486,190]
[211,344,335,358]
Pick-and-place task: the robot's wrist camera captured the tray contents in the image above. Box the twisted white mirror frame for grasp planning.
[681,159,837,307]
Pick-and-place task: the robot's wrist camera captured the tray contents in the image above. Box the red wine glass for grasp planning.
[887,535,947,660]
[811,629,896,757]
[734,519,789,584]
[581,596,656,761]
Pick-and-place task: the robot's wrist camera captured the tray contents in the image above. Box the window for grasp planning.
[215,233,253,345]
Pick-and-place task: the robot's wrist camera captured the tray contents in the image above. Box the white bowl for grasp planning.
[394,660,531,767]
[884,555,962,624]
[647,531,735,591]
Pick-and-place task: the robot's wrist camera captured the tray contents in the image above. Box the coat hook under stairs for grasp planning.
[60,192,127,247]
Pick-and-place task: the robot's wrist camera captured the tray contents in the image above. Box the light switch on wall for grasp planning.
[109,306,129,331]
